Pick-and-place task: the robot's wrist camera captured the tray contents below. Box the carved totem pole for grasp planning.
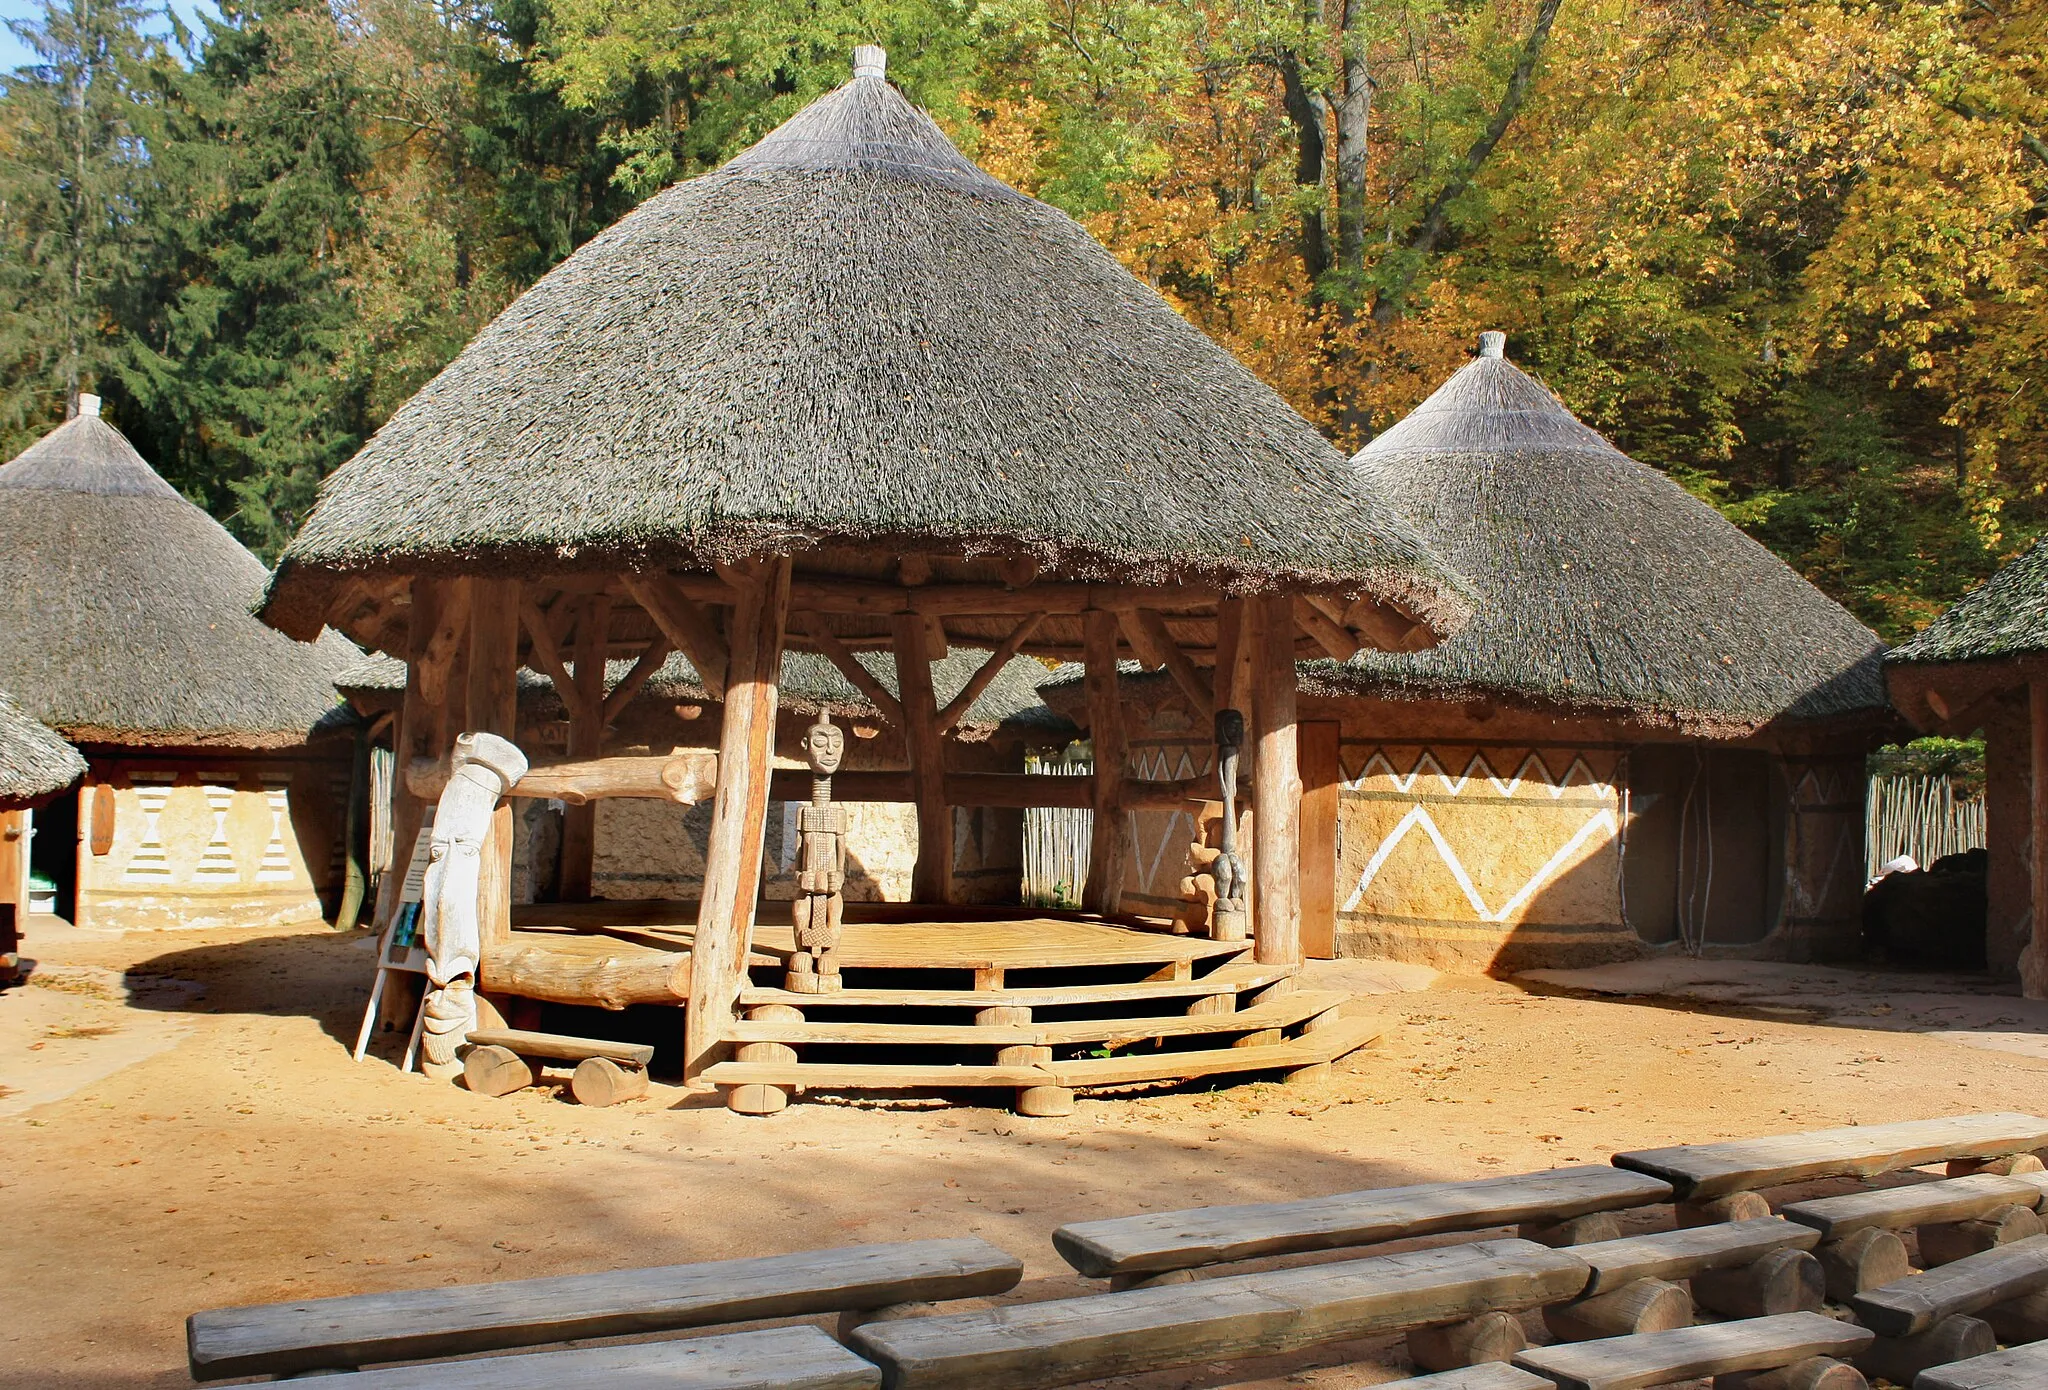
[419,731,529,1078]
[787,711,848,993]
[1210,708,1249,941]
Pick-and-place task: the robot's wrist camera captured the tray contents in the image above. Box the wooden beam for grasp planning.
[685,557,791,1078]
[763,578,1226,617]
[895,612,954,905]
[2030,680,2048,1000]
[1130,609,1214,722]
[1298,722,1340,959]
[1081,610,1131,915]
[936,613,1045,734]
[1295,597,1360,661]
[560,593,610,902]
[1345,596,1428,653]
[374,578,440,933]
[1212,596,1253,715]
[802,618,905,727]
[623,572,730,698]
[416,576,471,712]
[924,614,950,661]
[407,751,717,806]
[1251,592,1301,965]
[603,636,673,724]
[519,594,585,720]
[469,579,522,960]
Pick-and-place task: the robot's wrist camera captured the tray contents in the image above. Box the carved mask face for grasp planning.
[805,716,845,775]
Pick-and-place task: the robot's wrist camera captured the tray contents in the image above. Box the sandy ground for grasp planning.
[5,923,2047,1389]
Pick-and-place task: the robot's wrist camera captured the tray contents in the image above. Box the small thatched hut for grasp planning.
[0,397,358,930]
[259,47,1470,1111]
[1888,539,2048,994]
[0,692,84,961]
[1050,333,1894,972]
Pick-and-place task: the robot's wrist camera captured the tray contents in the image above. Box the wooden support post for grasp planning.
[1212,597,1253,714]
[1251,593,1301,966]
[726,1002,799,1114]
[686,557,790,1079]
[469,579,521,957]
[559,593,610,901]
[1298,721,1340,959]
[373,580,440,932]
[2031,680,2048,999]
[1081,610,1130,916]
[431,578,473,755]
[895,612,953,906]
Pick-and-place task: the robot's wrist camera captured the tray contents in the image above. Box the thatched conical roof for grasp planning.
[259,49,1469,644]
[1890,540,2048,667]
[0,691,84,806]
[1321,334,1888,732]
[0,402,354,746]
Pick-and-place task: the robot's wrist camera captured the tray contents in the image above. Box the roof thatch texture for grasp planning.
[261,51,1469,643]
[338,649,1070,740]
[0,408,356,747]
[1890,540,2048,667]
[0,691,85,806]
[1320,334,1888,732]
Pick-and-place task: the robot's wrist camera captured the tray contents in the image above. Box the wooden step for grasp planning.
[722,991,1348,1049]
[1047,1017,1382,1088]
[702,1060,1057,1090]
[737,962,1296,1011]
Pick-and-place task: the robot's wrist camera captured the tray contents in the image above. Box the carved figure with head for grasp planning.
[804,711,845,777]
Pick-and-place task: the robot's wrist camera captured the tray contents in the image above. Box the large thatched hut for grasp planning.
[1888,540,2048,994]
[1048,334,1894,972]
[0,397,358,932]
[259,47,1470,1113]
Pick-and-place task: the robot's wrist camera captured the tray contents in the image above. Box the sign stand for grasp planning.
[353,814,434,1071]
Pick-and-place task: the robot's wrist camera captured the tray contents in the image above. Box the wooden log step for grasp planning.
[1914,1339,2048,1390]
[848,1238,1590,1390]
[1849,1232,2048,1336]
[722,991,1350,1049]
[1513,1312,1874,1390]
[737,962,1299,1011]
[465,1027,655,1068]
[278,1325,880,1390]
[702,1060,1057,1090]
[1574,1218,1821,1297]
[1053,1164,1674,1279]
[1612,1113,2048,1201]
[1780,1173,2046,1239]
[1044,1017,1380,1087]
[186,1237,1023,1381]
[1374,1367,1556,1389]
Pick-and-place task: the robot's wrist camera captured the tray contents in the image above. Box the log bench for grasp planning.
[1542,1219,1824,1341]
[1513,1312,1875,1390]
[847,1237,1592,1390]
[240,1324,882,1390]
[1914,1340,2048,1390]
[1781,1171,2048,1287]
[1612,1114,2048,1202]
[186,1237,1023,1381]
[1847,1235,2048,1381]
[462,1027,657,1106]
[1050,1165,1673,1281]
[1375,1367,1557,1389]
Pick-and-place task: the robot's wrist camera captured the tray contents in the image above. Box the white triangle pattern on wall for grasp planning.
[194,780,239,880]
[1127,745,1202,895]
[124,775,177,882]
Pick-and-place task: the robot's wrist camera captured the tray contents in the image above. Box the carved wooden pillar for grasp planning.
[2029,681,2048,1000]
[686,557,791,1078]
[895,612,954,905]
[559,593,611,901]
[1082,609,1131,915]
[1251,593,1302,965]
[467,579,521,958]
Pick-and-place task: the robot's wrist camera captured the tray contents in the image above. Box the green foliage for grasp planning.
[1870,736,1986,797]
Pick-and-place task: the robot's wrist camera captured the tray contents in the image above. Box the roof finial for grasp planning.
[76,393,101,418]
[852,45,886,80]
[1478,331,1506,360]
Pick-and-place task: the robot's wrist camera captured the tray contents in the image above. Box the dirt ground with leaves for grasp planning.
[3,920,2044,1388]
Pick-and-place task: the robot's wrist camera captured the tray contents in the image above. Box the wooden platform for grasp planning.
[487,904,1377,1113]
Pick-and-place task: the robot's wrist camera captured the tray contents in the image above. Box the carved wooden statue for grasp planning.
[787,711,848,993]
[419,731,529,1078]
[1210,708,1249,941]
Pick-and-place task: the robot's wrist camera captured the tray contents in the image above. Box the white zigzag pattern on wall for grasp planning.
[1343,748,1612,800]
[1128,745,1201,894]
[1340,803,1619,922]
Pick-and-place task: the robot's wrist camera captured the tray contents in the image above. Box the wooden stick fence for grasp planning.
[1023,750,1091,908]
[1866,773,1985,881]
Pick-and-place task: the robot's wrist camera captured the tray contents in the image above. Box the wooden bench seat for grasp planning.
[1513,1312,1874,1390]
[1373,1367,1556,1390]
[270,1325,881,1390]
[1850,1233,2048,1336]
[1572,1218,1821,1296]
[1914,1340,2048,1390]
[186,1237,1022,1381]
[1612,1114,2048,1201]
[1051,1165,1673,1278]
[1780,1173,2046,1240]
[465,1027,655,1068]
[849,1238,1591,1390]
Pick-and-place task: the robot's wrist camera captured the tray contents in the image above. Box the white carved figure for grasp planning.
[419,731,528,1078]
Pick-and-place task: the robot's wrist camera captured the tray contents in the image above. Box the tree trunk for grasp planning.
[1277,50,1331,287]
[1332,0,1373,287]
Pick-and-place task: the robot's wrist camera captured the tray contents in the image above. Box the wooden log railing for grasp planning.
[406,751,719,806]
